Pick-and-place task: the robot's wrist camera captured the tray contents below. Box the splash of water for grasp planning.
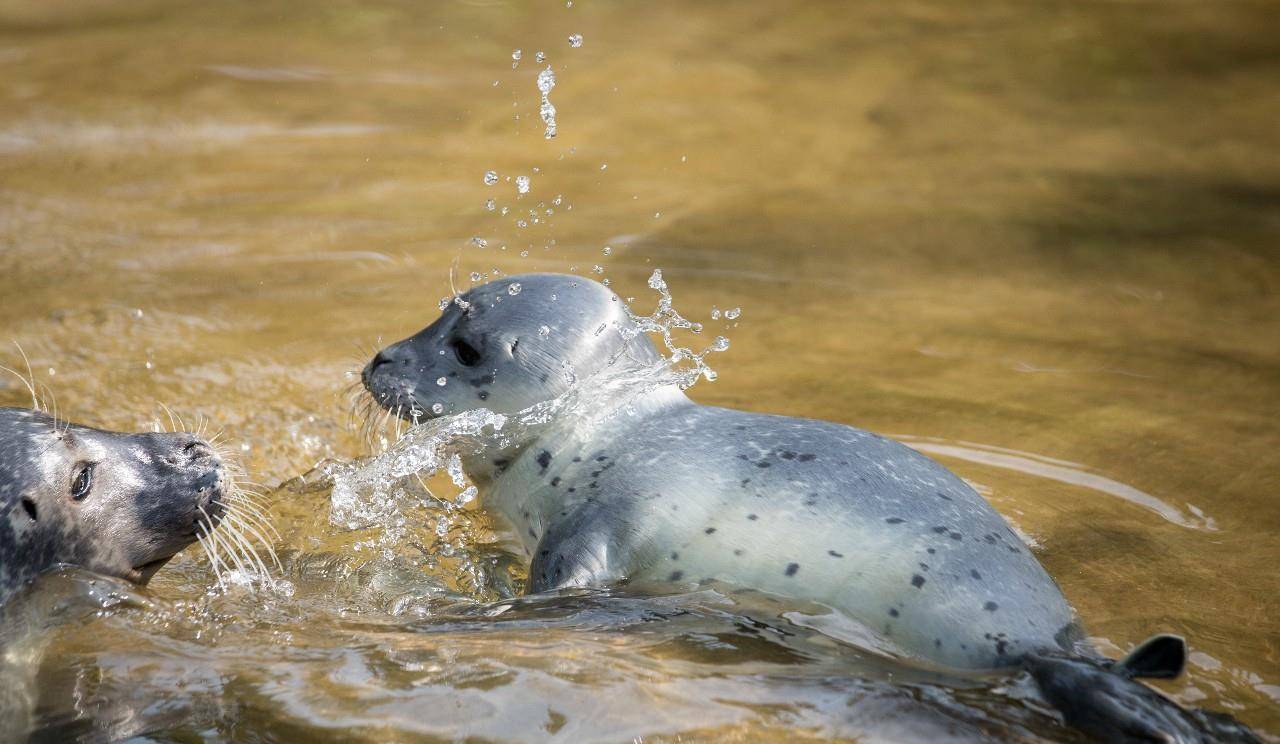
[330,271,735,564]
[537,65,557,139]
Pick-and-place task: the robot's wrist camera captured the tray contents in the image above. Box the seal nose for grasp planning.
[363,350,393,386]
[182,438,216,465]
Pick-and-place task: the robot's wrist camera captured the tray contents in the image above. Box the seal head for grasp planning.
[0,407,226,603]
[362,273,659,420]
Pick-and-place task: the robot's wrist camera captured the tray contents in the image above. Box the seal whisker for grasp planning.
[202,508,251,578]
[218,509,272,577]
[224,495,280,540]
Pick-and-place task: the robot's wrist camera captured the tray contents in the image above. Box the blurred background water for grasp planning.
[0,0,1277,740]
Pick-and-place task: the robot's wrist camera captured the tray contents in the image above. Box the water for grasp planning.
[1,0,1278,740]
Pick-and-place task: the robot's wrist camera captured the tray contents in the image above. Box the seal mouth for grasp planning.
[127,556,175,585]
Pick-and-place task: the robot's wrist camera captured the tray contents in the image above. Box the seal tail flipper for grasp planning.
[1024,635,1260,743]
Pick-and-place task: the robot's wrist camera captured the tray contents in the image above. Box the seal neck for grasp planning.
[456,383,691,491]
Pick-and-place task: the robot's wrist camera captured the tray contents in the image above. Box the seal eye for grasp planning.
[70,464,94,502]
[452,338,482,367]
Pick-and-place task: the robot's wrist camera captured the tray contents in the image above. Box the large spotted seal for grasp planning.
[0,407,226,607]
[363,273,1256,742]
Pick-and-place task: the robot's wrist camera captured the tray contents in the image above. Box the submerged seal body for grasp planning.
[0,407,226,606]
[363,274,1254,741]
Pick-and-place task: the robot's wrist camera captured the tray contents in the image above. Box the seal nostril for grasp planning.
[369,351,392,373]
[182,440,215,463]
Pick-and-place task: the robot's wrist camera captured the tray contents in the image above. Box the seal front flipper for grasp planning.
[527,507,631,593]
[1024,635,1260,743]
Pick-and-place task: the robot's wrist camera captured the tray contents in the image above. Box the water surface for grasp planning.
[1,0,1277,740]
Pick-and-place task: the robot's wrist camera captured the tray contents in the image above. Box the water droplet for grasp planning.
[538,325,551,338]
[437,377,448,386]
[537,66,557,139]
[725,307,741,320]
[508,282,522,296]
[516,175,531,194]
[470,236,487,248]
[535,51,546,63]
[568,33,583,48]
[439,297,451,311]
[470,272,483,282]
[712,336,730,352]
[484,170,499,186]
[600,163,608,171]
[520,250,529,257]
[710,306,721,320]
[654,212,661,219]
[432,403,444,414]
[602,278,611,286]
[511,49,522,69]
[690,322,703,334]
[484,199,495,211]
[602,245,611,255]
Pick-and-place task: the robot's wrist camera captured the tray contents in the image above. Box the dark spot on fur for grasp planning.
[669,570,684,581]
[926,548,936,554]
[670,552,679,560]
[932,526,948,534]
[590,470,601,477]
[747,514,758,521]
[536,450,552,472]
[740,478,751,487]
[540,549,550,556]
[733,549,743,556]
[567,487,576,493]
[888,608,899,618]
[780,450,796,460]
[828,550,843,558]
[20,498,37,521]
[970,569,982,580]
[528,528,537,539]
[589,481,598,489]
[797,454,816,462]
[886,517,904,524]
[572,456,582,463]
[996,639,1009,655]
[756,461,771,468]
[935,491,952,501]
[911,574,926,588]
[984,601,999,612]
[949,531,963,541]
[784,563,800,577]
[595,455,608,462]
[477,390,489,401]
[493,458,509,470]
[550,477,561,487]
[918,563,929,571]
[704,527,716,534]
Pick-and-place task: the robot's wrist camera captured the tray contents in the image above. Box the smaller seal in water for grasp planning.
[363,274,1258,743]
[0,407,227,607]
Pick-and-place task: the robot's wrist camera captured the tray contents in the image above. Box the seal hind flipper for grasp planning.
[1112,633,1186,680]
[1024,641,1259,743]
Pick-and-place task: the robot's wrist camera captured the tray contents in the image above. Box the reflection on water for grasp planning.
[1,0,1278,740]
[899,437,1216,531]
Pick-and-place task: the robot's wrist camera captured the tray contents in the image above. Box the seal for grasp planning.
[363,273,1257,742]
[0,407,226,607]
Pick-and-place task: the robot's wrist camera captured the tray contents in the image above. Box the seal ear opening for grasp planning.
[1114,634,1186,680]
[20,497,37,521]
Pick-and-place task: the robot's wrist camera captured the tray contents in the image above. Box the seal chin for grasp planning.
[127,556,175,585]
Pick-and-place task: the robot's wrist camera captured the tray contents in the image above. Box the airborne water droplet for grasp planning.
[538,325,551,338]
[508,282,522,296]
[437,377,448,386]
[725,307,741,319]
[432,403,444,414]
[568,33,583,48]
[484,171,499,186]
[485,199,495,211]
[516,175,531,194]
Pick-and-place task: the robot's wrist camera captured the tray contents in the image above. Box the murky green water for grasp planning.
[1,0,1277,740]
